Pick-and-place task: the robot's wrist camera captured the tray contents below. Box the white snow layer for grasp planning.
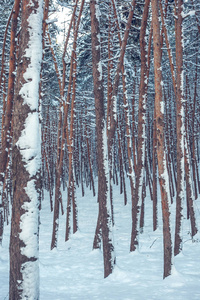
[20,260,39,300]
[97,61,103,81]
[95,0,101,20]
[1,182,200,299]
[16,112,41,176]
[19,180,40,258]
[19,8,43,111]
[102,120,116,266]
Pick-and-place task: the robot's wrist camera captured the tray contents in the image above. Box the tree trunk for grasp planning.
[0,0,20,244]
[90,0,115,278]
[9,0,43,298]
[174,0,185,257]
[152,0,173,278]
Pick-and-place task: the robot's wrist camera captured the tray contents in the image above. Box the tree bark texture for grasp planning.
[152,0,173,279]
[90,0,115,278]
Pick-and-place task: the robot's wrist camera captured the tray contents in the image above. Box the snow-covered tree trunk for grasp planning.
[90,0,115,278]
[151,0,173,279]
[152,113,158,231]
[184,134,198,237]
[174,0,185,257]
[9,0,43,298]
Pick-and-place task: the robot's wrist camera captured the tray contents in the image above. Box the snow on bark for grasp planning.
[19,5,43,112]
[90,0,115,277]
[102,120,116,260]
[19,260,39,300]
[16,0,43,297]
[174,0,185,256]
[16,113,41,176]
[160,156,172,216]
[152,0,173,277]
[19,180,40,258]
[95,0,101,20]
[179,105,185,199]
[97,61,103,81]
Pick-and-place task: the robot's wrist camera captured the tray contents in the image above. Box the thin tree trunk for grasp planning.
[184,134,198,237]
[174,0,185,257]
[152,0,173,278]
[0,0,20,244]
[130,0,150,252]
[90,0,115,278]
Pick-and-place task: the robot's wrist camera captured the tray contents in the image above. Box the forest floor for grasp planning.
[1,179,200,299]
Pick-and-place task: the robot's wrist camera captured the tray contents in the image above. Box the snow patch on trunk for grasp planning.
[20,260,39,300]
[16,112,41,176]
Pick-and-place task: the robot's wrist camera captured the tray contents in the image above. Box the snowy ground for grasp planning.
[1,180,200,299]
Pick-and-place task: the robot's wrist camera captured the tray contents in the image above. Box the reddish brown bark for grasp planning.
[184,134,198,237]
[0,0,20,191]
[9,0,42,297]
[152,0,173,278]
[90,0,115,278]
[174,0,185,257]
[152,113,158,231]
[0,0,21,244]
[159,0,177,97]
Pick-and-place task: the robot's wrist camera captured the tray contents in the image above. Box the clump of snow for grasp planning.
[160,99,164,115]
[19,180,39,258]
[95,0,101,21]
[97,61,102,81]
[112,95,117,121]
[19,9,43,111]
[181,10,195,18]
[19,260,39,300]
[16,112,41,176]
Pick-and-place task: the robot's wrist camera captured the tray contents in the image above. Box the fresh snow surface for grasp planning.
[1,180,200,299]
